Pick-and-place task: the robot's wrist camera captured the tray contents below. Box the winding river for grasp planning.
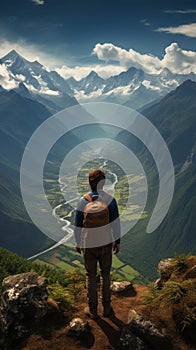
[28,160,118,260]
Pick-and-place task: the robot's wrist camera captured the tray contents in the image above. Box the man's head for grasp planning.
[89,169,105,191]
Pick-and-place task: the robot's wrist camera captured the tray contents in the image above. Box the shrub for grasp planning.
[161,281,186,303]
[47,282,74,311]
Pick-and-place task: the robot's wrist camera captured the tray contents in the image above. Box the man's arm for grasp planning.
[108,197,121,253]
[74,198,85,253]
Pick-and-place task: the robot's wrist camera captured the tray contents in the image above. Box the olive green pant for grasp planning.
[83,243,113,312]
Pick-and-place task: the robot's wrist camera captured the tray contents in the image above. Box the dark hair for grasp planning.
[89,169,105,191]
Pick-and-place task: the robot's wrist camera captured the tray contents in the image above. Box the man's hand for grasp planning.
[75,246,81,254]
[113,243,120,254]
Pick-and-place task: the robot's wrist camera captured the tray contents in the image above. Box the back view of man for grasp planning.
[74,169,121,319]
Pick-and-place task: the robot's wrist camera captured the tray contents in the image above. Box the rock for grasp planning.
[110,281,136,296]
[67,317,94,347]
[155,259,175,288]
[0,272,48,349]
[119,325,151,350]
[127,310,172,350]
[67,317,91,339]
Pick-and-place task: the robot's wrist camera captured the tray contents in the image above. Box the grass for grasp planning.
[142,254,196,346]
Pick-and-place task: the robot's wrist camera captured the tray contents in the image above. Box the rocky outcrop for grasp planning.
[111,281,136,297]
[0,272,48,349]
[119,310,172,350]
[120,325,151,350]
[67,317,94,347]
[155,258,175,288]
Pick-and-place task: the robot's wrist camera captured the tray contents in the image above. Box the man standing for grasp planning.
[74,169,120,320]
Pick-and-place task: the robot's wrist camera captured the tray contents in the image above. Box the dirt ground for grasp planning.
[21,284,193,350]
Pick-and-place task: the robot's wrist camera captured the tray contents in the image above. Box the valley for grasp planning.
[0,50,195,281]
[31,157,147,283]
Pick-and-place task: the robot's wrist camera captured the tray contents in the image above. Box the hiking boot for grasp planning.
[84,306,99,320]
[103,304,111,317]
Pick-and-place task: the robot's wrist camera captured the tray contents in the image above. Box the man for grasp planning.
[74,168,120,320]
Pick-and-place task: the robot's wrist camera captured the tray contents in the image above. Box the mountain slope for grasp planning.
[119,80,196,279]
[142,80,196,165]
[0,90,55,255]
[0,89,51,179]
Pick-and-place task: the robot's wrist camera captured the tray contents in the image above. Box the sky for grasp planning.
[0,0,195,79]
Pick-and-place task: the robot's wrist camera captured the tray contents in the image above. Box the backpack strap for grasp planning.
[84,193,110,202]
[83,193,93,202]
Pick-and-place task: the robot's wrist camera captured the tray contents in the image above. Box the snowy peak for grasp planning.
[1,50,196,110]
[0,50,77,112]
[1,50,74,99]
[2,49,22,62]
[79,70,104,84]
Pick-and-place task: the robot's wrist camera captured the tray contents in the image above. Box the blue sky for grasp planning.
[0,0,195,79]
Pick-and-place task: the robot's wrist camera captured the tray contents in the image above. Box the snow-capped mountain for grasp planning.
[0,50,77,113]
[66,64,196,108]
[0,50,196,111]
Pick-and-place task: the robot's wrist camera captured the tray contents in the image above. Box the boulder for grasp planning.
[155,258,175,288]
[0,272,48,349]
[67,317,91,338]
[119,325,151,350]
[126,310,172,350]
[67,317,94,347]
[110,281,136,297]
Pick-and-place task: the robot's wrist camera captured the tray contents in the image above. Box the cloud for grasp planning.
[156,23,196,38]
[56,64,125,80]
[92,43,162,74]
[162,42,196,74]
[164,9,196,14]
[140,19,151,26]
[32,0,45,5]
[92,42,196,74]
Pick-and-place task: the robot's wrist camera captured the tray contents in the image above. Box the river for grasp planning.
[28,160,118,260]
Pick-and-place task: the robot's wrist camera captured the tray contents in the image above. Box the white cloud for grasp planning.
[164,9,196,14]
[140,19,151,26]
[92,42,196,75]
[162,42,196,74]
[93,43,162,74]
[0,64,18,89]
[32,0,45,5]
[156,23,196,38]
[56,64,125,80]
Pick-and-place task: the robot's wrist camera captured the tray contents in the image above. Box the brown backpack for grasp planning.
[83,193,111,247]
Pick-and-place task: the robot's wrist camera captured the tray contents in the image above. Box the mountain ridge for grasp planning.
[1,50,196,110]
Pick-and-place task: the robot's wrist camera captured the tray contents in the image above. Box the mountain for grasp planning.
[0,89,56,255]
[0,50,195,278]
[0,89,51,179]
[0,87,101,257]
[1,50,196,110]
[119,80,196,279]
[1,50,78,113]
[65,66,196,108]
